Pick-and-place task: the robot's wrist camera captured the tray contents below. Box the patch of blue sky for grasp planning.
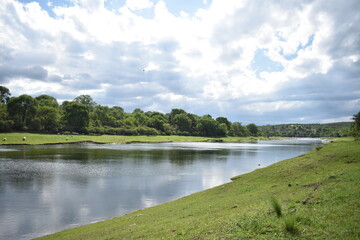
[275,31,286,42]
[17,0,74,18]
[104,0,126,12]
[281,50,298,61]
[134,8,155,19]
[164,0,211,17]
[280,34,315,61]
[298,34,314,50]
[252,49,284,78]
[104,0,155,19]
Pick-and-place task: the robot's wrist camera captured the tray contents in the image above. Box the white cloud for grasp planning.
[0,0,359,124]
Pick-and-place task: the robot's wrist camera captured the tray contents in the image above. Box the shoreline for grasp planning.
[0,132,270,146]
[0,132,330,146]
[35,138,359,239]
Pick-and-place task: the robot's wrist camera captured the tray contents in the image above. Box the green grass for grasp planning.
[34,138,359,239]
[283,216,298,235]
[0,132,268,145]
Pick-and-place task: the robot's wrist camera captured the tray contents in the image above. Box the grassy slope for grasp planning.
[36,139,360,240]
[0,132,265,145]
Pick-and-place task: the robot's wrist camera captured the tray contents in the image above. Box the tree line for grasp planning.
[258,122,353,138]
[0,86,259,137]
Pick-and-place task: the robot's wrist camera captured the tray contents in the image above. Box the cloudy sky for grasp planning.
[0,0,359,125]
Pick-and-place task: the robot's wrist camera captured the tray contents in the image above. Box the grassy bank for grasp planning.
[0,132,266,145]
[36,139,359,239]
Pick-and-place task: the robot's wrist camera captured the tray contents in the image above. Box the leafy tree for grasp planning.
[91,105,113,127]
[63,102,90,133]
[230,122,247,136]
[37,106,60,132]
[132,112,148,127]
[110,106,125,120]
[147,115,166,133]
[216,117,231,131]
[133,108,144,114]
[187,113,199,133]
[219,123,229,136]
[61,100,71,109]
[0,104,13,131]
[246,123,258,136]
[35,95,59,108]
[169,109,187,123]
[7,95,38,130]
[196,117,225,137]
[74,95,97,108]
[172,113,193,134]
[123,116,137,127]
[352,111,360,138]
[0,86,11,104]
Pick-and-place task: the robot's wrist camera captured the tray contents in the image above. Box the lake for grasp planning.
[0,139,322,239]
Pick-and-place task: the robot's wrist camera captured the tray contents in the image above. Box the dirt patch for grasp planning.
[303,182,321,190]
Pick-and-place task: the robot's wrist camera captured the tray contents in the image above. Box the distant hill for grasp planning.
[259,122,352,137]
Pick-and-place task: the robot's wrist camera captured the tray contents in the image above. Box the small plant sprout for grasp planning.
[270,197,282,217]
[284,216,298,234]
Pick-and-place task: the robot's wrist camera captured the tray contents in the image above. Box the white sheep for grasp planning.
[66,137,69,141]
[22,137,26,141]
[3,138,6,141]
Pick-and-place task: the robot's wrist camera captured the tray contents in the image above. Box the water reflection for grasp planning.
[0,140,321,239]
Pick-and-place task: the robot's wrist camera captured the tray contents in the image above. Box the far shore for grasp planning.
[0,132,273,146]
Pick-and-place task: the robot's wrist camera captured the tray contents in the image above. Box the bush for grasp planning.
[0,120,14,132]
[136,126,160,136]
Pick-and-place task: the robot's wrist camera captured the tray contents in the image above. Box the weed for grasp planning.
[270,197,282,217]
[284,216,298,234]
[316,146,323,151]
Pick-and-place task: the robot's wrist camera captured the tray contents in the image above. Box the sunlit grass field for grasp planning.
[0,132,266,145]
[34,138,359,239]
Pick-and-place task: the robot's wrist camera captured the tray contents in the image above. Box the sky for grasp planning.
[0,0,359,125]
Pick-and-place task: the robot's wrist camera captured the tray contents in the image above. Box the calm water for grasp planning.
[0,139,322,239]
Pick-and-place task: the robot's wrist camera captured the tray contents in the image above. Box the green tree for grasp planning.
[246,123,258,136]
[147,115,166,133]
[7,95,38,130]
[216,117,231,131]
[0,86,11,104]
[34,95,60,132]
[74,95,97,109]
[352,111,360,138]
[110,106,125,120]
[37,106,60,132]
[168,109,187,123]
[196,117,225,137]
[0,104,13,131]
[133,108,144,114]
[219,123,229,136]
[132,112,148,127]
[35,95,59,108]
[63,102,90,133]
[172,113,192,134]
[91,105,113,127]
[230,122,246,136]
